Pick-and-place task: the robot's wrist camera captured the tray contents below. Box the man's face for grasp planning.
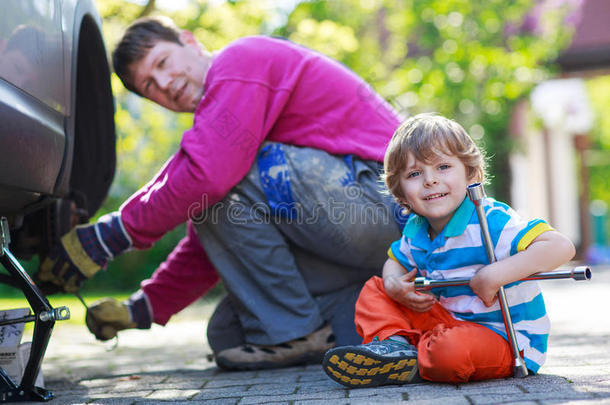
[130,33,209,113]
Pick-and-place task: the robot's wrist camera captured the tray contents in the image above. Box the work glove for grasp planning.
[35,212,132,294]
[86,290,152,341]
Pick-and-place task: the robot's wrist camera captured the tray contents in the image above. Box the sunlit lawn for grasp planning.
[0,294,130,337]
[1,291,220,336]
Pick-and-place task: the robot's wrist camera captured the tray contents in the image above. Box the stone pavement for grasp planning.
[23,264,610,404]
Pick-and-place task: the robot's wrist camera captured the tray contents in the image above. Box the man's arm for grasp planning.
[35,80,284,293]
[120,80,289,249]
[84,221,220,341]
[141,221,219,325]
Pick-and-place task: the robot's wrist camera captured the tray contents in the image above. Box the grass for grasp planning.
[1,282,224,345]
[1,291,221,332]
[0,294,130,338]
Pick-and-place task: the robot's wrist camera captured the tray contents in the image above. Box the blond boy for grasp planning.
[323,113,575,387]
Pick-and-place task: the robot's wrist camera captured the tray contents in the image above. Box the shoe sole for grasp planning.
[323,346,418,388]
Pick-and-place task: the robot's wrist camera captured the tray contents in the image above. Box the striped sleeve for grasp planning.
[484,200,553,259]
[512,220,554,254]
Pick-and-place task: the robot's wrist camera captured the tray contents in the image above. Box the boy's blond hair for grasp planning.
[382,113,487,208]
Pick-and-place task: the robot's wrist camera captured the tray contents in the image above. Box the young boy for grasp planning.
[322,113,576,387]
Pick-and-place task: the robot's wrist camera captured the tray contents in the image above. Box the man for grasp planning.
[36,16,404,370]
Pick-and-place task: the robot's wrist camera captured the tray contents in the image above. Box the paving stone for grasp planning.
[466,390,595,404]
[87,389,155,400]
[347,390,406,402]
[87,399,143,405]
[539,399,610,405]
[211,370,261,380]
[153,376,206,390]
[238,390,347,404]
[455,381,524,395]
[174,399,240,405]
[296,381,347,394]
[145,389,200,400]
[28,264,610,404]
[411,399,471,405]
[297,371,332,383]
[348,382,458,400]
[246,382,298,395]
[135,402,193,405]
[205,375,298,388]
[190,386,248,400]
[44,395,91,404]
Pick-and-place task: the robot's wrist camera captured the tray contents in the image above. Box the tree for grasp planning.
[93,0,276,291]
[586,76,610,226]
[275,0,574,201]
[92,0,575,291]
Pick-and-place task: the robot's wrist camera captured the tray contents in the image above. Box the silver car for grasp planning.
[0,0,115,258]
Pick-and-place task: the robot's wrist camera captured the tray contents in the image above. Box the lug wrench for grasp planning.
[414,266,591,290]
[74,291,119,350]
[467,183,529,378]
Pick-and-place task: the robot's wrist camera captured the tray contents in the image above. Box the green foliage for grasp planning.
[87,1,278,293]
[586,76,610,149]
[276,0,574,200]
[99,1,279,217]
[91,0,575,292]
[585,76,610,217]
[0,295,130,326]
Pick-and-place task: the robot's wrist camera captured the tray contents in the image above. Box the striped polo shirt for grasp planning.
[389,196,553,373]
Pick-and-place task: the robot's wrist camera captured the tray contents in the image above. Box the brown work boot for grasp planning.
[215,324,336,370]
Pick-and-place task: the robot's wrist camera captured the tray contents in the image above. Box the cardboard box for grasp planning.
[0,308,44,387]
[0,342,44,387]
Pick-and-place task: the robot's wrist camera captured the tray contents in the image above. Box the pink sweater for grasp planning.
[119,37,399,322]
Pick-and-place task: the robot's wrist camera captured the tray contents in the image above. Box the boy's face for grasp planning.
[129,32,210,113]
[399,151,472,235]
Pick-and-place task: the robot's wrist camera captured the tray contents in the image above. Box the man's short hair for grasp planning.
[112,16,182,94]
[382,113,487,210]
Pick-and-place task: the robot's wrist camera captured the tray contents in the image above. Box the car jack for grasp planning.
[0,217,70,402]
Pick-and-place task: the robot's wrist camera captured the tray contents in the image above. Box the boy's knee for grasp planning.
[418,325,474,383]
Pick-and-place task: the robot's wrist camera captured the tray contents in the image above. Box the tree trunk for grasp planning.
[138,0,156,18]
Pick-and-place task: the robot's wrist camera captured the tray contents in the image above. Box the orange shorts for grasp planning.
[355,276,514,383]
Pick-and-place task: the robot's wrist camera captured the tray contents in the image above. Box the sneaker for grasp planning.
[215,324,336,370]
[323,337,420,388]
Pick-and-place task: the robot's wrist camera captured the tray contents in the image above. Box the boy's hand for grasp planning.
[384,269,436,312]
[470,230,577,308]
[469,265,501,307]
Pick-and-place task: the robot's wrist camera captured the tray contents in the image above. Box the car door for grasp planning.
[0,0,66,210]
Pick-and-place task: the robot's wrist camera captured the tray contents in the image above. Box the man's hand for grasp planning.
[36,241,97,294]
[35,212,131,294]
[86,292,152,341]
[86,298,137,341]
[383,263,436,312]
